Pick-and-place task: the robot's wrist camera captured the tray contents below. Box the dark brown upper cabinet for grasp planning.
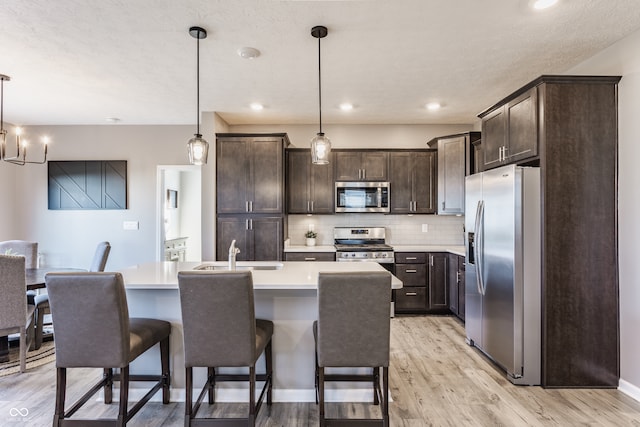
[334,150,388,181]
[286,149,334,214]
[428,131,480,215]
[480,87,538,170]
[216,134,289,215]
[389,150,436,214]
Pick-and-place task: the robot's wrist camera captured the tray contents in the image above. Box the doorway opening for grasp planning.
[156,165,202,262]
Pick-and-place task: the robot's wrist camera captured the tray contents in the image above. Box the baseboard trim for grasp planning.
[619,379,640,402]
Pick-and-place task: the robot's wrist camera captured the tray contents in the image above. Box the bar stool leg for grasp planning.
[249,365,256,426]
[160,337,170,404]
[117,366,129,427]
[185,367,193,427]
[266,340,273,405]
[104,368,113,404]
[207,367,215,404]
[383,366,389,427]
[53,368,66,427]
[373,367,380,405]
[319,367,326,427]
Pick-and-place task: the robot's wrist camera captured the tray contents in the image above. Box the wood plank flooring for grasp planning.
[2,316,640,426]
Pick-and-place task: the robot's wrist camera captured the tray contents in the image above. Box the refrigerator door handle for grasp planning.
[474,200,486,295]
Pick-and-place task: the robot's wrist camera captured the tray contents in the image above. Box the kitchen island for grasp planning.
[119,261,402,402]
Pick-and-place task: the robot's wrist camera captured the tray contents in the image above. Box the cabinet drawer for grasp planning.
[395,252,426,264]
[395,287,428,311]
[394,264,427,287]
[284,252,335,262]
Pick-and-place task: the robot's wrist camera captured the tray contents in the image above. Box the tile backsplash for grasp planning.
[288,214,464,246]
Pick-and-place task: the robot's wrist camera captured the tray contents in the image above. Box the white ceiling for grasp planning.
[1,0,640,127]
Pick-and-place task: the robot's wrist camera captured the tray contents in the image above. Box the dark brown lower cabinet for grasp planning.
[448,254,465,321]
[394,252,449,314]
[216,216,283,261]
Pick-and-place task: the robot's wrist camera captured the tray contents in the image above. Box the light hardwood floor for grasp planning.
[2,316,640,426]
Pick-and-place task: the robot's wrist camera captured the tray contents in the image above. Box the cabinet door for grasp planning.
[334,151,362,181]
[481,106,507,171]
[310,160,334,213]
[428,253,449,310]
[389,152,413,214]
[448,254,459,315]
[217,140,250,214]
[286,150,311,214]
[252,217,283,261]
[506,87,538,163]
[216,217,249,261]
[361,152,388,181]
[251,138,283,213]
[457,255,465,321]
[413,151,436,214]
[437,137,465,215]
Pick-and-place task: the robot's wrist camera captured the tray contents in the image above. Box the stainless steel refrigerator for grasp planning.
[465,164,541,385]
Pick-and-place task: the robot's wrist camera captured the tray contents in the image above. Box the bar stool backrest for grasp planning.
[178,271,257,367]
[45,272,130,368]
[0,240,38,268]
[317,271,392,368]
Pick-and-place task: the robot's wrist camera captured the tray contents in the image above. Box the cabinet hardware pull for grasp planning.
[311,201,314,211]
[304,257,316,261]
[245,201,249,212]
[442,201,445,210]
[456,271,460,283]
[406,257,417,260]
[249,201,253,212]
[250,219,253,230]
[246,219,249,229]
[307,201,310,212]
[405,269,417,273]
[430,255,434,266]
[362,169,366,180]
[406,292,418,296]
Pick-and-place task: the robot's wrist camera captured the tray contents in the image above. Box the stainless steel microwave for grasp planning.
[335,182,390,213]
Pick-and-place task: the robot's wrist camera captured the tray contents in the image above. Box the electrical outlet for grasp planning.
[421,224,429,233]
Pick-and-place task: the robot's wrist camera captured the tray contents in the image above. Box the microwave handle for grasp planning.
[377,187,382,207]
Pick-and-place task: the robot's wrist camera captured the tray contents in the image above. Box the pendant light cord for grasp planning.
[196,33,201,136]
[318,35,322,135]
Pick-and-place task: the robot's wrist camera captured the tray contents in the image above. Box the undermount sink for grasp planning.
[194,262,284,271]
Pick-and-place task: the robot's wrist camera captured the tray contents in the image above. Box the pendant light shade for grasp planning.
[187,26,208,165]
[310,26,331,165]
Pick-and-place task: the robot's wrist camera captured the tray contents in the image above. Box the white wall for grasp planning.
[9,125,194,270]
[566,28,640,397]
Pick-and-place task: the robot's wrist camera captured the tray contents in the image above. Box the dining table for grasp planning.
[0,267,85,363]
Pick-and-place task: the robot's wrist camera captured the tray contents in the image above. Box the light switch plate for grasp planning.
[123,221,139,230]
[421,224,429,233]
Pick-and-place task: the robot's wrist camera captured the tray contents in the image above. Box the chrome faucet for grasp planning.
[228,240,240,270]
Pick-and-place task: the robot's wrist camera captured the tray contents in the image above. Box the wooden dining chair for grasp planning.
[0,255,36,373]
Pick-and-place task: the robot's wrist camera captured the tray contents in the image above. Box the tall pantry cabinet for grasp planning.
[215,133,289,261]
[478,75,621,388]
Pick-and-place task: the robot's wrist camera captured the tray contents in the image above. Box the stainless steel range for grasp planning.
[334,227,394,265]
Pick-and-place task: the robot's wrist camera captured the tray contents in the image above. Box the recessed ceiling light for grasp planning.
[531,0,558,10]
[250,103,264,111]
[340,103,353,111]
[426,102,441,111]
[237,47,260,59]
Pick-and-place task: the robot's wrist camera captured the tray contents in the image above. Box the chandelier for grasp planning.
[0,74,48,165]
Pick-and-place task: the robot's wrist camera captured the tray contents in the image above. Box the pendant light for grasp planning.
[310,25,331,165]
[187,26,209,165]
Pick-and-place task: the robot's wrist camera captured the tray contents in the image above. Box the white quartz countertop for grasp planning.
[392,245,465,257]
[119,261,403,290]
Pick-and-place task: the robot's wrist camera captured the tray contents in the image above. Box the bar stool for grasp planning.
[178,270,273,427]
[46,272,171,427]
[314,271,392,427]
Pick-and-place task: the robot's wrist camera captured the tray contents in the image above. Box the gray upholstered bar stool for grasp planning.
[314,271,392,427]
[178,270,273,427]
[46,272,171,427]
